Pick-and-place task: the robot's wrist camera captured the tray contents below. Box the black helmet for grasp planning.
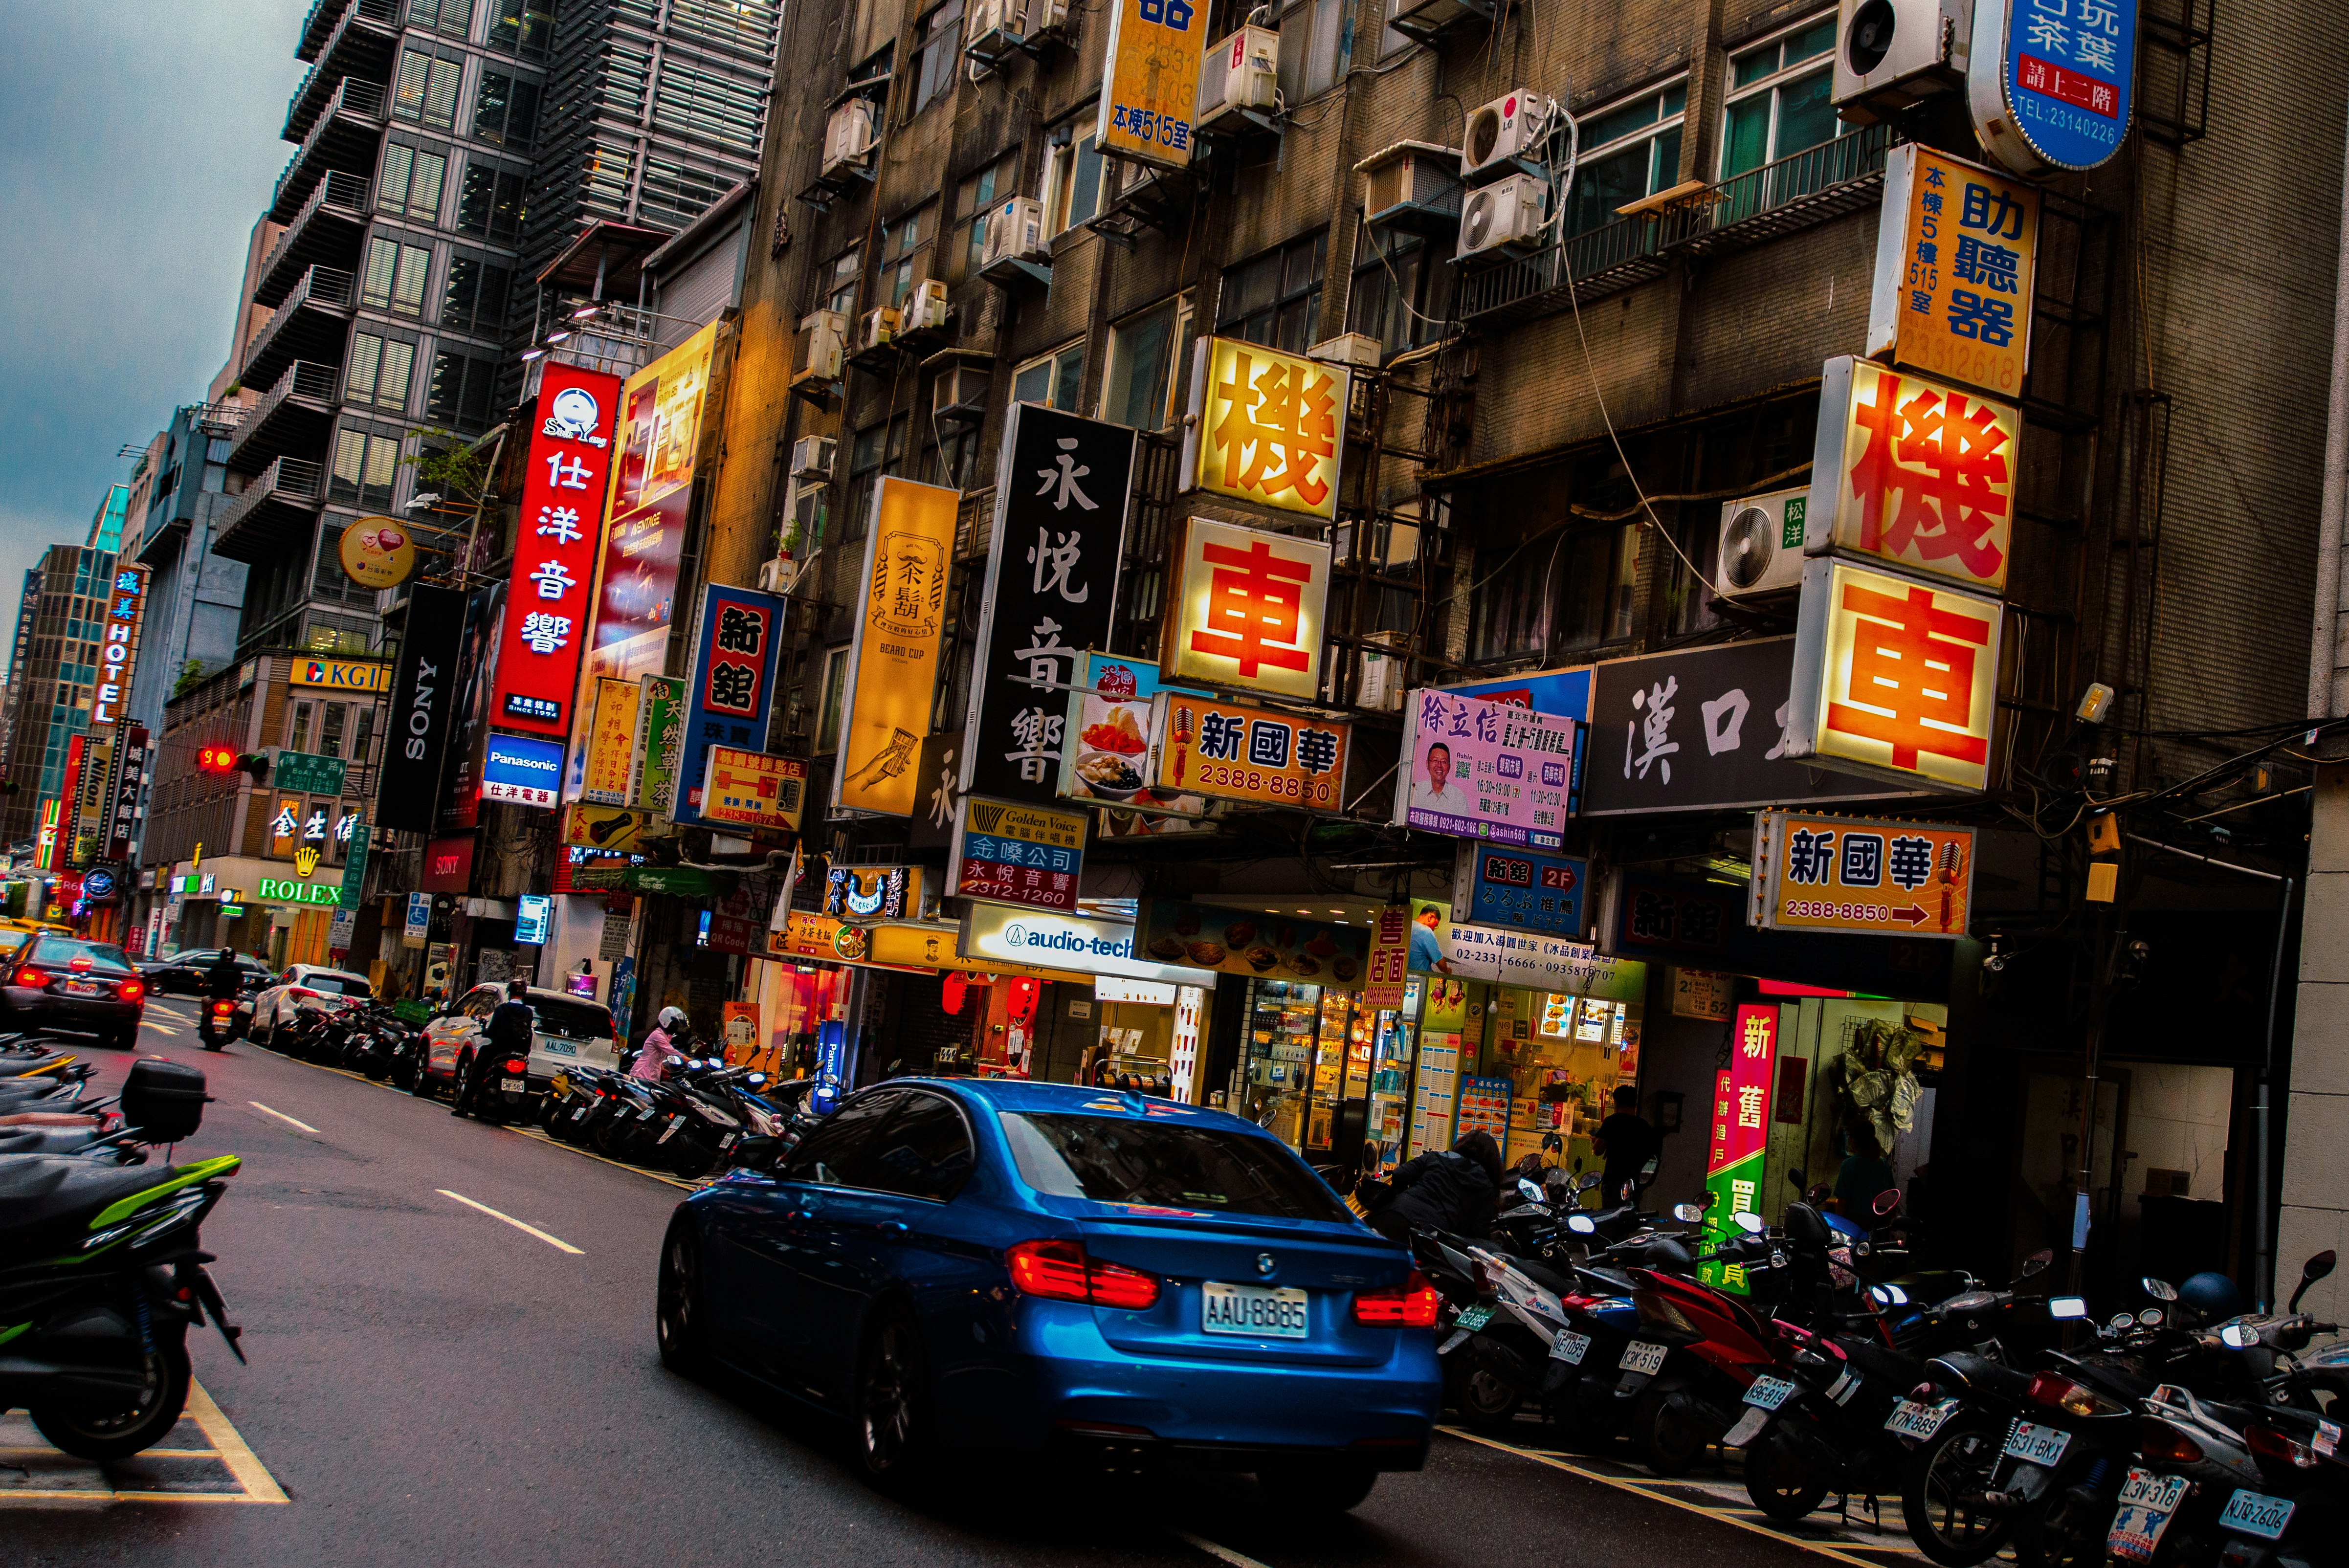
[2176,1271,2243,1320]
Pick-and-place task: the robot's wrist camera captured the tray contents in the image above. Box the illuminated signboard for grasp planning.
[836,477,956,816]
[1159,515,1331,699]
[488,361,622,738]
[1181,335,1348,521]
[91,565,149,727]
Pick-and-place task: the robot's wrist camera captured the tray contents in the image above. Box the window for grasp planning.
[1012,342,1085,410]
[488,0,551,54]
[862,1092,976,1201]
[289,698,313,752]
[952,154,1017,279]
[1346,226,1453,357]
[441,253,510,334]
[428,350,498,430]
[329,427,402,509]
[1101,297,1189,430]
[998,1112,1350,1221]
[1720,16,1839,178]
[456,161,527,242]
[1217,231,1326,353]
[392,49,464,131]
[472,71,540,148]
[345,332,416,411]
[823,246,862,317]
[1565,82,1686,236]
[880,206,929,309]
[319,701,347,758]
[361,237,432,317]
[377,142,448,220]
[1277,0,1347,103]
[926,419,982,489]
[411,0,472,38]
[842,416,909,544]
[910,0,965,116]
[1046,128,1104,236]
[781,1090,904,1185]
[816,645,850,752]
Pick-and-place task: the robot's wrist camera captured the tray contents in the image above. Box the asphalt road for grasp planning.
[8,1000,1841,1568]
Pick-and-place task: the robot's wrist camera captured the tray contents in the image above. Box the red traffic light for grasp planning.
[198,744,239,775]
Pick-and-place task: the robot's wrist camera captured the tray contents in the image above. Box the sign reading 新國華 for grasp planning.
[1395,688,1575,849]
[1805,356,2021,594]
[490,361,622,738]
[1751,810,1976,940]
[1454,841,1589,937]
[836,476,956,817]
[1700,1005,1777,1295]
[1182,336,1348,521]
[1146,690,1349,810]
[1969,0,2136,177]
[1094,0,1204,170]
[950,796,1087,913]
[1159,515,1331,699]
[1866,146,2040,400]
[480,732,566,808]
[1788,557,2005,795]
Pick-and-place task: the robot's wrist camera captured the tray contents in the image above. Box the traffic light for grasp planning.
[197,744,239,775]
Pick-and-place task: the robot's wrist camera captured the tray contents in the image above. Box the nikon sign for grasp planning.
[258,878,342,907]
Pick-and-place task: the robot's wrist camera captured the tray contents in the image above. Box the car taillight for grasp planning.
[505,1058,528,1074]
[2246,1421,2318,1470]
[1005,1239,1160,1311]
[118,979,145,1002]
[2028,1372,2122,1418]
[1354,1271,1441,1328]
[2137,1416,2205,1465]
[12,966,50,988]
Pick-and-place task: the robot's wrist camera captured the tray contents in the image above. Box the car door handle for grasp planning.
[876,1220,909,1237]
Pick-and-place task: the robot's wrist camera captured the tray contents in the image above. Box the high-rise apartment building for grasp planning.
[0,547,118,850]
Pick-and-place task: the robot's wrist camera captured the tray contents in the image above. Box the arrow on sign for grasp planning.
[1890,905,1929,927]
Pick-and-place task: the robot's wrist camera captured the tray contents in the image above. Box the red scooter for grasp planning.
[1618,1211,1789,1473]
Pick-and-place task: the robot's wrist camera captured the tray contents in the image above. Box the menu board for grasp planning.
[1408,1033,1460,1158]
[1458,1074,1514,1143]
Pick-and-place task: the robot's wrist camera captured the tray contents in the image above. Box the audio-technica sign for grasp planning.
[956,905,1211,990]
[257,878,342,907]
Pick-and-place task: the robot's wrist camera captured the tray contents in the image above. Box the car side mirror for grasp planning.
[730,1135,779,1168]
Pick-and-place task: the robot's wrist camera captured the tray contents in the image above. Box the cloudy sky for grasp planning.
[0,0,307,636]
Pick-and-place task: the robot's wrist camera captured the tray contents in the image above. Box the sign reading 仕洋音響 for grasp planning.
[1751,810,1975,940]
[1159,515,1330,700]
[1182,336,1347,522]
[1394,688,1574,850]
[950,796,1086,913]
[1866,146,2040,401]
[489,361,622,738]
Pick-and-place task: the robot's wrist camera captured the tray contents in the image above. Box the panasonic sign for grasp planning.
[957,906,1211,990]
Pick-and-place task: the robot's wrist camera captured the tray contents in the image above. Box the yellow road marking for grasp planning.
[1174,1531,1276,1568]
[0,1379,285,1505]
[247,1102,318,1134]
[513,1125,697,1191]
[188,1379,287,1503]
[437,1188,584,1254]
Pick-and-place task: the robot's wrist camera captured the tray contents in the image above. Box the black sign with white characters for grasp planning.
[376,583,472,835]
[958,403,1136,804]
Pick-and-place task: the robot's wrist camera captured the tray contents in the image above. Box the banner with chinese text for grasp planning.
[1160,515,1330,698]
[581,676,642,804]
[1751,810,1975,939]
[699,747,803,835]
[1182,336,1347,520]
[673,583,784,825]
[1363,906,1412,1010]
[837,476,956,816]
[91,564,149,729]
[1094,0,1203,169]
[949,795,1086,913]
[1455,842,1589,937]
[1395,688,1574,848]
[628,675,686,815]
[1145,690,1349,810]
[1973,0,2136,175]
[1866,146,2040,398]
[1698,1005,1776,1294]
[1404,897,1644,997]
[489,361,621,737]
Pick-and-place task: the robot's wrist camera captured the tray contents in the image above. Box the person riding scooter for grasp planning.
[199,948,245,1048]
[453,980,535,1117]
[630,1007,692,1082]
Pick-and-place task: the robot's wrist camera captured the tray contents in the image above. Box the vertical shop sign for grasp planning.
[104,726,148,862]
[581,677,643,805]
[1363,906,1411,1011]
[1159,515,1332,698]
[1866,147,2041,399]
[1699,1005,1776,1294]
[439,579,506,835]
[836,476,957,816]
[491,363,622,737]
[960,403,1135,804]
[1970,0,2136,177]
[90,565,149,727]
[673,583,784,825]
[628,674,687,815]
[1181,336,1348,521]
[338,817,370,909]
[376,583,470,835]
[1095,0,1204,168]
[53,734,87,871]
[592,325,715,679]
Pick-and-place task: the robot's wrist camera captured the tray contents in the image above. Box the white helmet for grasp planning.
[657,1006,688,1032]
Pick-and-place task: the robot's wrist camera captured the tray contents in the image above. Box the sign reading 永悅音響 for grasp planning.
[1788,558,2006,795]
[1094,0,1204,170]
[1145,691,1349,811]
[960,405,1135,807]
[1865,147,2040,401]
[949,795,1087,913]
[1805,356,2021,595]
[837,476,957,817]
[1182,336,1347,522]
[1581,637,1913,816]
[488,361,622,738]
[1395,688,1574,850]
[674,583,785,826]
[1159,515,1331,700]
[1454,841,1589,938]
[1751,810,1976,940]
[1969,0,2137,178]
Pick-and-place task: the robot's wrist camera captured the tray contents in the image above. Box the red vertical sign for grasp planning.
[1700,1004,1777,1292]
[1364,906,1411,1010]
[489,363,624,739]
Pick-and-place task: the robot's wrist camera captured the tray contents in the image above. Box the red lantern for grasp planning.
[942,972,969,1015]
[1008,976,1040,1027]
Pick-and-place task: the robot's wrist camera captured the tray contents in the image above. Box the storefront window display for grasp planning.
[1242,979,1320,1145]
[1433,977,1647,1179]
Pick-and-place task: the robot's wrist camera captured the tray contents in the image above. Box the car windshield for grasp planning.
[300,972,373,997]
[531,998,614,1039]
[29,936,133,973]
[997,1112,1349,1222]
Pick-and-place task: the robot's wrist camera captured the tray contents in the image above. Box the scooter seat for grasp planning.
[0,1155,191,1259]
[1511,1255,1583,1300]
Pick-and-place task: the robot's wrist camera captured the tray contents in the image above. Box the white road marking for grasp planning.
[247,1102,318,1134]
[1174,1532,1276,1568]
[436,1188,584,1254]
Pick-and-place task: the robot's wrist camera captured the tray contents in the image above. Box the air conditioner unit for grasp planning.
[1356,631,1412,713]
[903,278,952,333]
[1310,332,1382,370]
[932,363,991,425]
[859,307,902,353]
[822,100,876,178]
[1197,26,1279,134]
[1359,141,1464,235]
[1019,0,1068,35]
[965,0,1016,58]
[982,196,1048,267]
[1456,172,1548,260]
[790,434,836,479]
[795,309,847,383]
[1714,486,1809,598]
[757,557,798,595]
[1831,0,1971,124]
[1460,89,1551,180]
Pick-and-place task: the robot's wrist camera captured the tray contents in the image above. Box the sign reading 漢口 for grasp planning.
[1395,688,1574,849]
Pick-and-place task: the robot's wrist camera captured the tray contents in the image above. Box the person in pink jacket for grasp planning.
[631,1006,691,1081]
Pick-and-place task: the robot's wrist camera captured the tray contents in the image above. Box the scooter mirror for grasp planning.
[2142,1276,2180,1303]
[1734,1211,1766,1235]
[2220,1322,2260,1349]
[1518,1177,1545,1204]
[1869,1283,1910,1307]
[1577,1172,1601,1192]
[1672,1202,1703,1222]
[1873,1188,1903,1216]
[1568,1214,1597,1235]
[746,1072,768,1088]
[1787,1168,1808,1190]
[2048,1295,2088,1320]
[2020,1249,2053,1279]
[2289,1250,2337,1311]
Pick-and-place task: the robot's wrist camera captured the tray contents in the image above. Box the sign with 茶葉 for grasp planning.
[1865,146,2040,401]
[1751,810,1975,939]
[1146,691,1349,810]
[836,476,956,817]
[1160,515,1331,699]
[950,796,1087,913]
[1182,336,1348,521]
[1789,558,2005,794]
[1095,0,1203,169]
[1455,842,1589,937]
[1806,356,2020,594]
[1394,688,1574,849]
[1969,0,2136,177]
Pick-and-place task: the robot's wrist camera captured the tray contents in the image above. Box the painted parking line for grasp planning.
[437,1188,584,1254]
[1174,1531,1277,1568]
[247,1102,319,1134]
[0,1378,288,1506]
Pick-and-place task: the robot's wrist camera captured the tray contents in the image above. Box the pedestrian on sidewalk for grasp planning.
[1592,1085,1660,1208]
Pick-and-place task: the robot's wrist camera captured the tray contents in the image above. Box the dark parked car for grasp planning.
[140,949,272,997]
[2,935,148,1048]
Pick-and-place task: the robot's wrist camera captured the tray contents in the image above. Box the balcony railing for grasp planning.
[1459,124,1894,328]
[216,456,326,548]
[241,267,355,380]
[255,170,370,301]
[271,78,387,218]
[226,361,340,460]
[283,0,398,140]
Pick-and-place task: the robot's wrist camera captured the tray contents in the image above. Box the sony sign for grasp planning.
[375,584,470,835]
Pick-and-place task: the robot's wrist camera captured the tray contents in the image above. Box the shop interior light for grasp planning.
[569,304,602,321]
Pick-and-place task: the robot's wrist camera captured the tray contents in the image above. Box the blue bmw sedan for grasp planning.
[658,1078,1442,1507]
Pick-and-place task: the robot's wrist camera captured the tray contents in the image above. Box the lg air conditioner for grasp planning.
[1831,0,1972,124]
[1197,26,1279,135]
[982,196,1048,267]
[903,278,952,333]
[1456,172,1548,260]
[821,100,876,178]
[859,306,902,353]
[1461,89,1551,180]
[1714,485,1809,598]
[791,435,836,480]
[795,309,848,383]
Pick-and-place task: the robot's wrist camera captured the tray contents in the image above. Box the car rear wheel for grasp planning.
[855,1310,935,1492]
[1258,1458,1378,1512]
[655,1223,706,1376]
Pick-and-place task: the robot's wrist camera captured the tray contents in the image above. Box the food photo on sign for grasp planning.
[1058,653,1219,830]
[1135,900,1371,989]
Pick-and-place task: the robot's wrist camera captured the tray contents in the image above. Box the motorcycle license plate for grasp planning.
[501,1078,526,1092]
[657,1119,682,1145]
[1744,1374,1796,1410]
[1550,1329,1590,1364]
[1884,1398,1957,1440]
[1619,1340,1669,1376]
[2002,1420,2071,1467]
[2106,1468,2190,1562]
[2218,1489,2294,1541]
[1453,1304,1495,1332]
[719,1133,738,1151]
[1202,1281,1309,1338]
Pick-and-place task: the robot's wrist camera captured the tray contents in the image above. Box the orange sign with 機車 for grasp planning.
[1807,355,2020,594]
[1181,336,1347,521]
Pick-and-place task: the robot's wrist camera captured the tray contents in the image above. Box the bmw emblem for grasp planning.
[1255,1253,1277,1278]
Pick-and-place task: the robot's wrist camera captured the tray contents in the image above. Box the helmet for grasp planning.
[2177,1271,2243,1320]
[657,1006,688,1032]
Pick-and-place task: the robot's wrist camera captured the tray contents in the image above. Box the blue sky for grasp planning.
[0,0,306,634]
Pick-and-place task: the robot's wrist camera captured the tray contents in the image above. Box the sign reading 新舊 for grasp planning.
[1865,146,2040,400]
[1970,0,2136,177]
[1182,336,1348,521]
[1751,810,1976,939]
[949,796,1086,913]
[1699,1005,1776,1295]
[1146,690,1349,810]
[1395,688,1574,849]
